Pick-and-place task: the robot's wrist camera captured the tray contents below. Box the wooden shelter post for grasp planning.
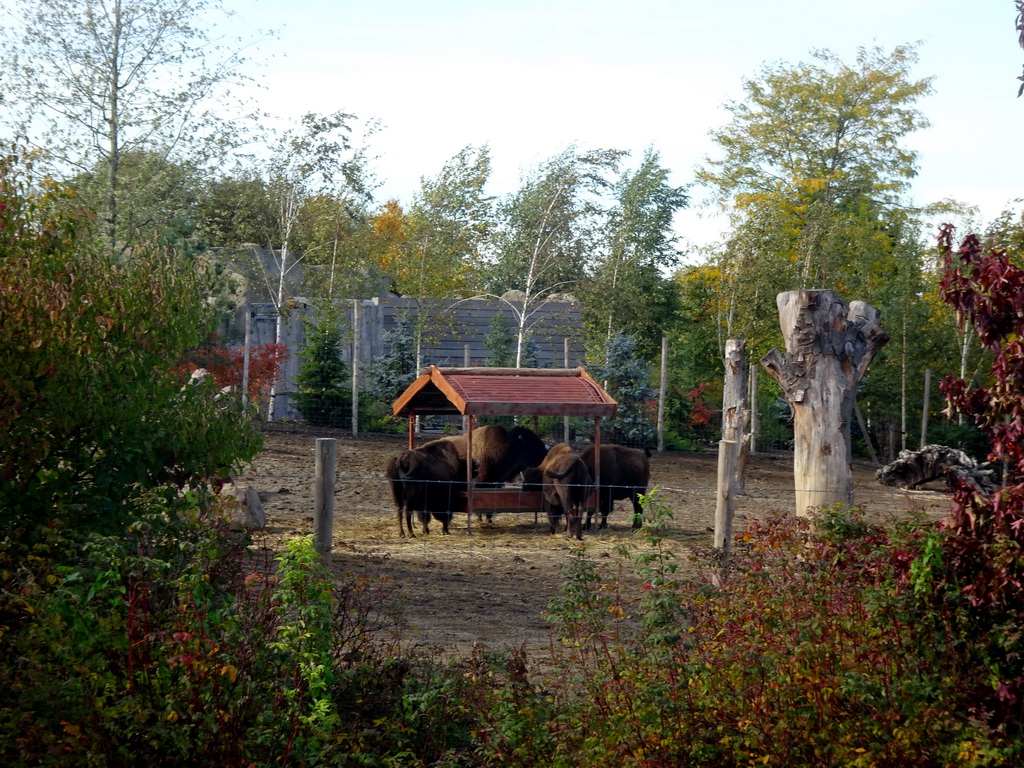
[465,416,475,533]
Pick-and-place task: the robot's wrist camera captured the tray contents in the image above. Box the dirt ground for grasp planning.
[234,425,951,655]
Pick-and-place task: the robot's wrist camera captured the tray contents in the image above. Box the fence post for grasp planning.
[563,337,571,444]
[749,364,758,455]
[657,335,668,452]
[464,344,471,434]
[351,300,360,436]
[314,438,337,566]
[724,340,750,494]
[242,306,252,408]
[715,439,738,551]
[920,367,931,449]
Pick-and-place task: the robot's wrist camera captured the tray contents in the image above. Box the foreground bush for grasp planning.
[469,497,1020,768]
[0,499,484,767]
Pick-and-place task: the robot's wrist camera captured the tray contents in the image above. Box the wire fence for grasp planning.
[236,426,952,539]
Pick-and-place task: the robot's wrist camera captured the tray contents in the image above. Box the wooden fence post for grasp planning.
[723,340,750,494]
[715,439,738,551]
[314,438,337,566]
[464,344,471,434]
[657,335,668,452]
[563,337,571,444]
[242,306,252,408]
[749,364,758,455]
[920,368,931,449]
[351,300,360,436]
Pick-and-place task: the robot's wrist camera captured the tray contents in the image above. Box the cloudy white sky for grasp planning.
[235,0,1021,255]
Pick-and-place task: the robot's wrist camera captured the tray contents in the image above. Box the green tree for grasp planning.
[293,308,350,428]
[258,111,374,418]
[0,0,266,257]
[292,192,378,299]
[582,147,688,359]
[367,314,418,405]
[0,142,262,544]
[396,145,494,367]
[593,333,656,446]
[697,44,932,291]
[485,313,516,367]
[484,146,624,366]
[196,173,280,248]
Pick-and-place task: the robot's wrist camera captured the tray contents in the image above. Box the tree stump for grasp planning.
[761,290,888,516]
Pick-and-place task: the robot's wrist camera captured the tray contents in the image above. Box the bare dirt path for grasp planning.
[235,427,950,654]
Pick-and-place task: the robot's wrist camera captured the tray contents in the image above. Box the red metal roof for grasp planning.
[392,366,618,418]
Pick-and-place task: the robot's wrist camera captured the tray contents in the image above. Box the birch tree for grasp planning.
[400,146,493,369]
[0,0,266,257]
[583,147,688,359]
[485,146,623,367]
[260,111,374,420]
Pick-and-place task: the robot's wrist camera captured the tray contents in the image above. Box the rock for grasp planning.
[220,482,266,529]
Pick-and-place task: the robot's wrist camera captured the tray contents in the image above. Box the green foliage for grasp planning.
[485,146,624,298]
[0,492,416,767]
[196,174,279,248]
[0,145,262,545]
[484,312,516,367]
[689,44,937,412]
[593,333,656,446]
[582,147,689,360]
[0,0,262,257]
[293,308,352,427]
[368,314,418,404]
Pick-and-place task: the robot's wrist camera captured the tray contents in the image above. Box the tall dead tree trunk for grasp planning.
[761,290,888,516]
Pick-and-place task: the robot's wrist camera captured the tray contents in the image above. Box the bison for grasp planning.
[580,444,651,530]
[386,439,467,538]
[432,424,549,522]
[521,442,573,491]
[541,451,592,540]
[436,424,548,485]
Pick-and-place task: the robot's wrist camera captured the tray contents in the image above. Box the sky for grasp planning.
[234,0,1021,257]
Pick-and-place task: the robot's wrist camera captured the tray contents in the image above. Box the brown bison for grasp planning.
[436,424,549,485]
[521,442,573,492]
[542,451,592,540]
[580,444,651,530]
[432,424,549,522]
[386,440,467,538]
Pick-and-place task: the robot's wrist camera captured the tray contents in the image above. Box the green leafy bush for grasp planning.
[0,142,262,547]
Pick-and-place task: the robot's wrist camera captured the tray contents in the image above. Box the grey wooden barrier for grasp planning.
[314,438,337,566]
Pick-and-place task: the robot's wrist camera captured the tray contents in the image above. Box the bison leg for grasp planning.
[547,509,563,534]
[435,512,452,535]
[418,511,431,535]
[630,492,644,530]
[399,507,416,538]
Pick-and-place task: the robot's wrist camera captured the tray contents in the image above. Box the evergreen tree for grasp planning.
[368,315,418,405]
[293,310,350,427]
[594,333,656,447]
[485,313,516,367]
